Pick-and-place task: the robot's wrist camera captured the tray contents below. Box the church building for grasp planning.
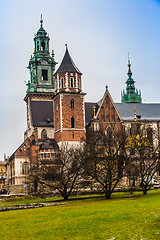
[5,18,160,193]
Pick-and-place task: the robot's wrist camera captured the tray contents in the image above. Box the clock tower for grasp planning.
[24,16,56,139]
[26,16,56,94]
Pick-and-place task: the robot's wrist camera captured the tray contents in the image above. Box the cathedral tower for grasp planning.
[121,59,142,103]
[54,45,86,146]
[24,16,56,139]
[26,15,57,94]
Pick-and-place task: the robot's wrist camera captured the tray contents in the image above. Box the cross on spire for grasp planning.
[128,52,132,75]
[40,14,43,27]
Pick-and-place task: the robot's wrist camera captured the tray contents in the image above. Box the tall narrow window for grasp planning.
[147,127,153,145]
[41,41,45,51]
[71,117,75,128]
[56,102,58,111]
[111,107,115,122]
[78,79,81,89]
[101,107,105,122]
[70,77,74,88]
[71,99,74,109]
[56,118,58,130]
[41,129,47,139]
[22,162,29,175]
[61,78,64,88]
[37,42,39,51]
[42,69,48,81]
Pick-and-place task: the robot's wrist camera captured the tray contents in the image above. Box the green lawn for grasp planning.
[0,190,160,240]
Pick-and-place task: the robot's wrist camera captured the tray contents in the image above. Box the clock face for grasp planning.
[41,60,48,65]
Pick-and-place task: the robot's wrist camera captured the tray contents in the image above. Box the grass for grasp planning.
[0,190,160,239]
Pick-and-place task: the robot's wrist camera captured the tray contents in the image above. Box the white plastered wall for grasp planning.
[38,127,54,139]
[14,157,30,185]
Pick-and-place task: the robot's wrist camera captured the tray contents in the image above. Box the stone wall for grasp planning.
[3,184,29,194]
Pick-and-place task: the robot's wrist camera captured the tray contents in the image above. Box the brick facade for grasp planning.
[55,72,82,94]
[96,88,122,133]
[54,47,86,144]
[54,92,86,143]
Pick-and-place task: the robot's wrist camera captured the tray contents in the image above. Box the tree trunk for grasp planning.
[105,190,111,199]
[143,188,148,195]
[62,188,69,200]
[63,195,69,200]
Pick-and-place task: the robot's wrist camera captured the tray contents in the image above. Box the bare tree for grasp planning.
[83,127,128,199]
[29,144,85,200]
[125,123,160,194]
[125,161,139,194]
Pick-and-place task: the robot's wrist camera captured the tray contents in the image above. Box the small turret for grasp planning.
[121,57,142,103]
[34,15,50,54]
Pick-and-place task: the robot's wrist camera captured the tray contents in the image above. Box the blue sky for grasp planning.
[0,0,160,160]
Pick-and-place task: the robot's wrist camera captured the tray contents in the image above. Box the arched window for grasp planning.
[70,77,74,88]
[42,69,48,81]
[61,78,64,88]
[22,162,29,175]
[71,117,75,128]
[71,99,75,109]
[37,42,39,51]
[41,129,47,139]
[41,41,45,51]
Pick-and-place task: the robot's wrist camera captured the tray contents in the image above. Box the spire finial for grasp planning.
[93,106,96,118]
[128,53,132,75]
[134,105,137,121]
[65,43,68,50]
[40,14,43,27]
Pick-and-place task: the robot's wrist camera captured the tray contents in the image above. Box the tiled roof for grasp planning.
[39,139,59,150]
[115,103,160,121]
[85,102,99,124]
[85,102,160,124]
[55,47,82,74]
[30,100,160,128]
[31,101,54,127]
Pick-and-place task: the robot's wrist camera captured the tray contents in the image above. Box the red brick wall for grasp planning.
[30,145,39,166]
[54,93,85,143]
[97,92,122,132]
[55,130,86,143]
[14,129,39,164]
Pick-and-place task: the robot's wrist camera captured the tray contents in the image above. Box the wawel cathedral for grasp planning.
[5,19,160,193]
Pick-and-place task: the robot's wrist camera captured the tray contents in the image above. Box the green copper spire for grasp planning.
[121,58,142,103]
[26,16,57,94]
